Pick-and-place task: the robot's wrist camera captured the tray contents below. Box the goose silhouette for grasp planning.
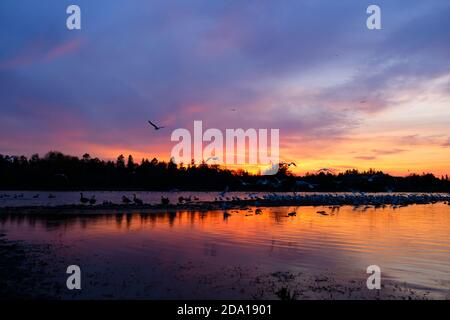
[80,193,89,204]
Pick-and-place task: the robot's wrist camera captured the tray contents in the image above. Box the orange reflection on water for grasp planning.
[1,203,449,297]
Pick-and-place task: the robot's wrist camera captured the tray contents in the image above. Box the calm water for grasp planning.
[1,202,449,299]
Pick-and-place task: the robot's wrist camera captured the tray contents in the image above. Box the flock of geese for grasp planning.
[0,193,56,199]
[2,191,450,207]
[2,191,450,221]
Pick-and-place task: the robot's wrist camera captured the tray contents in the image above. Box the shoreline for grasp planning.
[1,193,449,214]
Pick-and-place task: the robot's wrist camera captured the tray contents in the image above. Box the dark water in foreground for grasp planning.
[1,203,449,299]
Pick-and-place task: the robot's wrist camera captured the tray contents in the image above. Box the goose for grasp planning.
[122,195,132,204]
[89,196,96,205]
[80,193,89,204]
[133,194,143,205]
[317,211,329,216]
[287,211,297,217]
[33,194,40,199]
[161,196,170,205]
[255,208,263,215]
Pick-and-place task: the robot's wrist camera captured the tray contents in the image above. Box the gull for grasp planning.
[280,161,297,167]
[287,162,297,167]
[205,156,220,162]
[147,120,165,131]
[318,168,334,174]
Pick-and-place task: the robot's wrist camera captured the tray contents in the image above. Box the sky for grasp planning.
[0,0,449,176]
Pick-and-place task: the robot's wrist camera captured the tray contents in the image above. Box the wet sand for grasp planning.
[0,233,63,299]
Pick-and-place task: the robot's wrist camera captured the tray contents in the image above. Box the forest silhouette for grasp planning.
[0,151,449,192]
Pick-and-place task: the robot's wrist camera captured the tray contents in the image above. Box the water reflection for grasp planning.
[1,203,449,298]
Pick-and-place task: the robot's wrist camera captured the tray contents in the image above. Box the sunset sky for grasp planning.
[1,0,449,176]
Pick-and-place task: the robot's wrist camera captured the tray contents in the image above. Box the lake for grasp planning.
[0,195,449,299]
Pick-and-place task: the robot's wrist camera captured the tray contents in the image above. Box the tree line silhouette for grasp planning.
[0,151,449,192]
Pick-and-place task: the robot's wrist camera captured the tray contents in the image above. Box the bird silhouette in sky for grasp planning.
[281,161,297,167]
[205,156,220,162]
[148,120,165,130]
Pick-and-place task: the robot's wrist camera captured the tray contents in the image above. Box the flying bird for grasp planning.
[147,120,165,130]
[318,168,334,174]
[280,161,297,167]
[288,162,297,167]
